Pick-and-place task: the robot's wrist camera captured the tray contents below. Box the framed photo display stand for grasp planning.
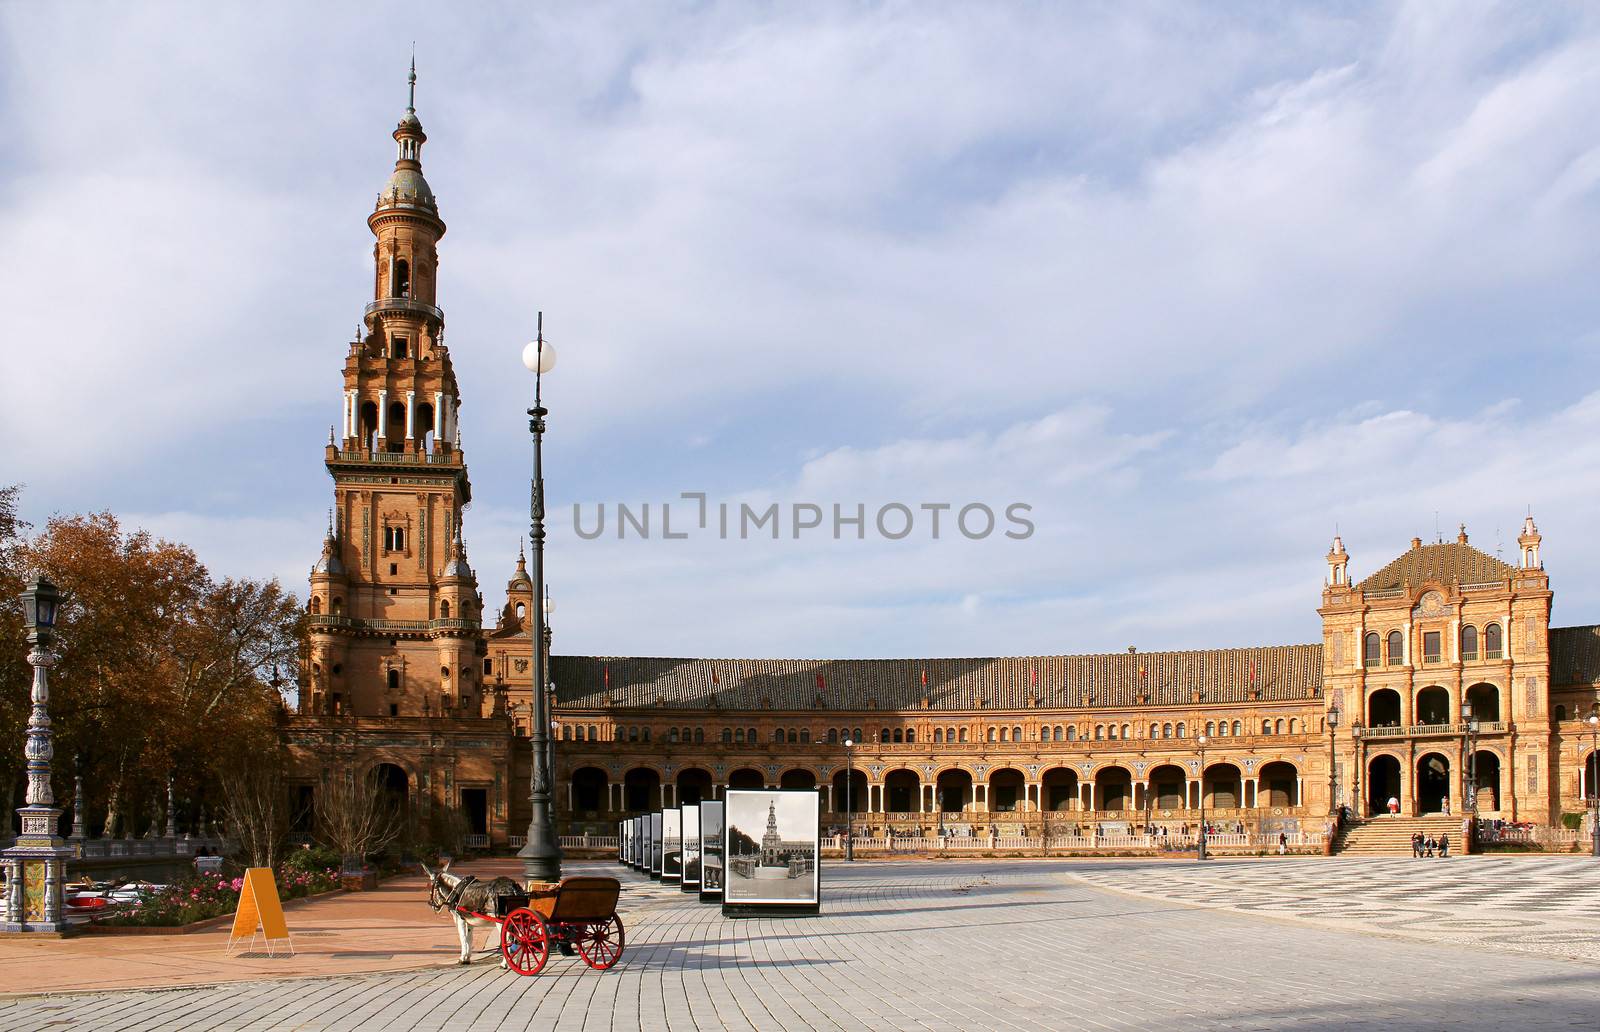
[698,800,724,903]
[721,789,820,918]
[633,815,645,869]
[650,812,664,880]
[680,804,701,893]
[662,808,682,885]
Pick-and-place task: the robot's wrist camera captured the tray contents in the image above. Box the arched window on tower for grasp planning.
[934,728,944,743]
[394,258,410,299]
[440,600,450,619]
[387,669,400,692]
[360,402,379,453]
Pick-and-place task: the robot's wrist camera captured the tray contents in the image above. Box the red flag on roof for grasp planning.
[1030,667,1038,686]
[1139,665,1146,679]
[603,664,610,689]
[921,669,928,687]
[816,673,825,692]
[1248,659,1256,684]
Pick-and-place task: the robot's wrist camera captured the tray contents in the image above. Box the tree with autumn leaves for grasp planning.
[0,486,304,840]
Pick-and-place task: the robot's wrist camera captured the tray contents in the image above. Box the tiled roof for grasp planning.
[1357,541,1514,593]
[550,644,1324,713]
[1550,625,1600,687]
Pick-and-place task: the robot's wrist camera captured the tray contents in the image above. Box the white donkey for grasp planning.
[423,860,525,966]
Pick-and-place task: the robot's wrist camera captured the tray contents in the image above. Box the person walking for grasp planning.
[1439,833,1450,858]
[1425,836,1436,857]
[1411,832,1422,858]
[1388,796,1400,817]
[1277,831,1287,855]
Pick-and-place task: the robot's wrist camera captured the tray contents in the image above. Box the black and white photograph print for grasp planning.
[699,801,725,898]
[663,808,682,883]
[650,812,663,876]
[724,790,819,905]
[681,804,701,888]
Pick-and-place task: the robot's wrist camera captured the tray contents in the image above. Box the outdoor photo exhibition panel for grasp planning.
[680,803,701,891]
[722,789,820,917]
[634,815,644,867]
[663,808,683,884]
[650,812,663,879]
[699,800,724,902]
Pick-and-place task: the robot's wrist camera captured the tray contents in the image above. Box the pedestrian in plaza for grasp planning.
[1411,832,1422,858]
[1439,833,1450,858]
[1441,796,1451,816]
[1277,831,1287,855]
[1425,836,1436,857]
[1388,796,1400,817]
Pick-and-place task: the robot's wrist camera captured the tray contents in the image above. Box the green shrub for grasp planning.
[1560,812,1584,831]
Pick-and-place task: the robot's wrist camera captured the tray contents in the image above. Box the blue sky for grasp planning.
[3,2,1600,659]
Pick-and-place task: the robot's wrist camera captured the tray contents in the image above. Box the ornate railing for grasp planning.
[334,449,456,465]
[364,297,444,322]
[306,615,480,633]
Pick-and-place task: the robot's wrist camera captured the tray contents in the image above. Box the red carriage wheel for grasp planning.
[501,908,550,976]
[576,912,626,970]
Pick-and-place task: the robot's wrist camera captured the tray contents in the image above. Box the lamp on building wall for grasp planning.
[2,577,72,933]
[1196,732,1209,862]
[843,737,855,862]
[517,314,563,883]
[1327,695,1342,818]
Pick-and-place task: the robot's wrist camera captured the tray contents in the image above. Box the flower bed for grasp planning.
[93,855,342,929]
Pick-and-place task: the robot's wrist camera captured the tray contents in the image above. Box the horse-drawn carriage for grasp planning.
[427,867,625,976]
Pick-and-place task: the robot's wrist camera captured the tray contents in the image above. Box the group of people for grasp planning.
[1411,831,1450,858]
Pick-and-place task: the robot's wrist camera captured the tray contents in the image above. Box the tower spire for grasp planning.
[407,46,417,115]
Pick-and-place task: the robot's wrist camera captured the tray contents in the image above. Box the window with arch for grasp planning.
[1121,724,1131,739]
[772,729,784,743]
[1176,722,1187,738]
[1151,723,1160,740]
[905,728,915,743]
[310,596,322,615]
[642,728,651,742]
[561,725,571,741]
[1107,725,1119,740]
[1066,726,1077,741]
[1288,718,1298,734]
[828,728,839,744]
[958,728,968,743]
[797,728,807,743]
[394,258,411,298]
[1461,624,1478,661]
[934,728,944,743]
[987,727,998,742]
[880,727,891,743]
[722,728,733,743]
[1230,720,1241,736]
[946,726,956,741]
[1094,725,1104,740]
[787,729,799,744]
[440,600,450,619]
[1364,632,1381,667]
[1262,720,1272,735]
[1484,623,1503,660]
[1014,726,1023,741]
[1555,704,1566,721]
[669,728,680,743]
[1205,721,1215,736]
[734,728,745,744]
[628,726,639,742]
[1162,722,1173,739]
[749,727,758,743]
[387,668,400,692]
[1275,718,1285,734]
[1386,630,1404,665]
[892,729,903,743]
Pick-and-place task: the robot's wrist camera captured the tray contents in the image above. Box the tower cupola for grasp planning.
[1326,534,1349,587]
[1518,514,1542,569]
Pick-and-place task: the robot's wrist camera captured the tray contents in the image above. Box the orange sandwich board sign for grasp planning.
[224,867,294,956]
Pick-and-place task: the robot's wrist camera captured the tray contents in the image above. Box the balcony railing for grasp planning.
[1359,721,1508,739]
[307,614,480,633]
[364,297,444,322]
[334,448,457,465]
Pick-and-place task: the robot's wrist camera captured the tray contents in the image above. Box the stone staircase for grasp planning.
[1332,815,1463,856]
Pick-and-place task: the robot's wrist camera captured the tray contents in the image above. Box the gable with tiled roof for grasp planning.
[1357,538,1515,593]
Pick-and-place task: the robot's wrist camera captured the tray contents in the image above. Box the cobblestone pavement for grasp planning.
[1069,854,1600,963]
[4,858,1599,1031]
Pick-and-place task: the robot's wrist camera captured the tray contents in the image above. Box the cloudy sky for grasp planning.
[4,2,1600,659]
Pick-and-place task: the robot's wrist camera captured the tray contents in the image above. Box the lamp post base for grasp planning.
[518,831,564,884]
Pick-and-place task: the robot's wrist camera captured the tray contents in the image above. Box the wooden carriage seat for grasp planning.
[523,876,621,922]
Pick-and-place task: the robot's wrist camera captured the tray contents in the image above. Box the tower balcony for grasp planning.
[365,297,444,324]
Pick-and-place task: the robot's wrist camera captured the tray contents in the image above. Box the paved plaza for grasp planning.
[4,857,1600,1031]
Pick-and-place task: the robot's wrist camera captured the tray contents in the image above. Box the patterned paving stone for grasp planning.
[2,859,1598,1031]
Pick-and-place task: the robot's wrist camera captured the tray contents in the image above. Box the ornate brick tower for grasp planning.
[305,58,483,722]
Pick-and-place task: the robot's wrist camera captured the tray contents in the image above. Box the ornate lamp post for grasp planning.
[1327,695,1342,817]
[1351,721,1364,817]
[1586,711,1599,858]
[843,737,855,862]
[1462,700,1479,821]
[517,314,563,883]
[2,578,72,933]
[1196,733,1209,862]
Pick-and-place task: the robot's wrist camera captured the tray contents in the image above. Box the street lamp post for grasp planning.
[1462,700,1479,821]
[1351,721,1364,818]
[2,578,71,933]
[1587,712,1599,858]
[843,738,855,862]
[517,314,563,884]
[1196,733,1209,862]
[1327,695,1342,817]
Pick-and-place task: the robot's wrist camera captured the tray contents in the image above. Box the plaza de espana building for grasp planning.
[284,84,1600,851]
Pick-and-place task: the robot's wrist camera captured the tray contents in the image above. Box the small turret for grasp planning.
[1518,513,1542,569]
[1326,533,1349,587]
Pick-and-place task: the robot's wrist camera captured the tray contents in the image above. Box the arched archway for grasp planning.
[779,769,816,791]
[1367,755,1401,817]
[1368,688,1401,728]
[1042,767,1078,811]
[677,767,713,805]
[937,769,973,813]
[1585,750,1600,804]
[1258,761,1298,807]
[1148,764,1186,810]
[572,766,607,813]
[884,769,919,813]
[1095,766,1132,811]
[1415,686,1450,726]
[727,768,764,791]
[1465,682,1500,722]
[623,767,660,812]
[1203,763,1242,809]
[373,763,409,814]
[1468,750,1501,812]
[831,769,866,814]
[988,768,1025,813]
[1416,753,1451,814]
